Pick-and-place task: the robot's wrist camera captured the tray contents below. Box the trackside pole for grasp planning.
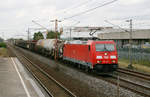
[117,75,120,97]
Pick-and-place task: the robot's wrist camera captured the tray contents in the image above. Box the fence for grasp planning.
[117,48,150,65]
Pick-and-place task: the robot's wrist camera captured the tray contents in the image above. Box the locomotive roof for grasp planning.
[65,40,115,45]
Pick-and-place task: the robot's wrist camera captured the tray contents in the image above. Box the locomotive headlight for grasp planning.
[110,56,116,59]
[112,60,116,63]
[96,56,102,59]
[97,60,102,63]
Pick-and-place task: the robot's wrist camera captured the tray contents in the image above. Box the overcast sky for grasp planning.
[0,0,150,39]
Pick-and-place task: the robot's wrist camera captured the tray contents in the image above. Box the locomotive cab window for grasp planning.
[95,44,115,51]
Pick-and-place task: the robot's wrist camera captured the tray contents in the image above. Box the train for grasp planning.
[15,39,118,73]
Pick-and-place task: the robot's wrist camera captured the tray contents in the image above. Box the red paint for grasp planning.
[63,40,118,69]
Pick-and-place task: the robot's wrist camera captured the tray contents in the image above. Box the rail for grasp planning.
[118,68,150,81]
[8,44,76,97]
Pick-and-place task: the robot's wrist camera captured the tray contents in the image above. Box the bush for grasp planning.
[0,42,7,48]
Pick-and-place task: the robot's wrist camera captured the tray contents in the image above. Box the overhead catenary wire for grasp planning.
[62,0,117,21]
[34,0,93,22]
[63,0,93,14]
[106,19,150,29]
[104,20,129,32]
[32,20,49,31]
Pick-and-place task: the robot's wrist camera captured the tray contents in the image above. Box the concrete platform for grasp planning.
[0,57,46,97]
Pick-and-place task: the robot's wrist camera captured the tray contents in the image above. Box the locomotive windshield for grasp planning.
[95,44,115,51]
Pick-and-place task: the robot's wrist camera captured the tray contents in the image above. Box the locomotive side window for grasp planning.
[95,44,104,51]
[95,44,115,51]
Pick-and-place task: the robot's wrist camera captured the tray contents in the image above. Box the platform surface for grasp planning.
[0,57,46,97]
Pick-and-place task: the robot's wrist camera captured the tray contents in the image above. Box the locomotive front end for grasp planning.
[92,41,118,73]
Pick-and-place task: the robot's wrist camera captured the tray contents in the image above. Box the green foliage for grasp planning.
[19,38,23,40]
[0,37,3,42]
[0,42,7,48]
[33,31,44,40]
[46,31,60,39]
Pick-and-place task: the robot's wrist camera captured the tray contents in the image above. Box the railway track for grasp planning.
[8,44,76,97]
[95,73,150,97]
[112,75,150,97]
[117,68,150,81]
[9,44,150,97]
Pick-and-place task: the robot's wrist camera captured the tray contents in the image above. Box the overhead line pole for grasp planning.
[126,19,133,69]
[50,19,61,61]
[27,28,30,41]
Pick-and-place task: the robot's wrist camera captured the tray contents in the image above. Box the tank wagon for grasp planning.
[16,39,118,73]
[35,39,64,58]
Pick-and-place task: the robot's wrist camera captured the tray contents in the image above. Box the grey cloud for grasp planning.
[0,0,150,39]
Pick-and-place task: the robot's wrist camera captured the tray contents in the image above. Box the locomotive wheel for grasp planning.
[78,64,81,69]
[80,65,85,70]
[85,66,90,72]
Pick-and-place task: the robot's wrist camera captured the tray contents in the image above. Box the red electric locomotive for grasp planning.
[63,40,118,73]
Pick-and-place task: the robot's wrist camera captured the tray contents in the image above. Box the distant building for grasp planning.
[98,28,150,48]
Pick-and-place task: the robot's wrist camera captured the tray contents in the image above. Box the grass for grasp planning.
[0,48,8,57]
[0,42,7,48]
[119,59,150,74]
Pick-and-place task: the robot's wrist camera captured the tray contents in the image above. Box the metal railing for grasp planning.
[117,48,150,65]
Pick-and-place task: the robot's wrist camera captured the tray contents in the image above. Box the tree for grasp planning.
[33,31,44,40]
[46,31,61,39]
[0,37,3,42]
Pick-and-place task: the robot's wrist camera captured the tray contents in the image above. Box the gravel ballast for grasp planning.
[16,47,144,97]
